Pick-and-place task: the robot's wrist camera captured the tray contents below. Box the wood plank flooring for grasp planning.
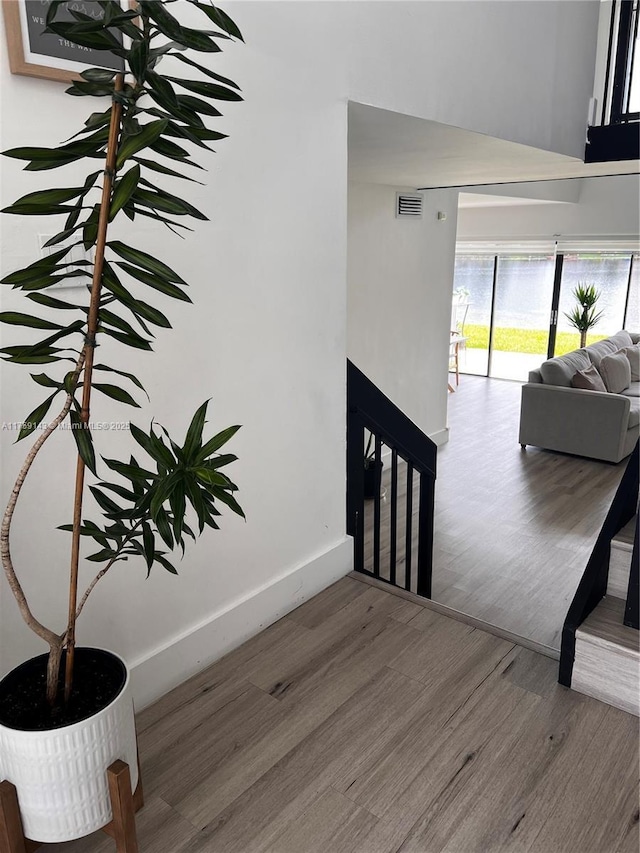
[364,376,626,650]
[43,578,639,853]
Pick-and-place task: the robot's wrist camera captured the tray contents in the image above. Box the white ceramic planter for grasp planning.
[0,650,138,843]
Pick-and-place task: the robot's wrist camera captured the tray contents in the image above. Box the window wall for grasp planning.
[452,245,639,381]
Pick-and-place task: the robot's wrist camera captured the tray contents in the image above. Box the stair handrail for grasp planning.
[346,359,437,598]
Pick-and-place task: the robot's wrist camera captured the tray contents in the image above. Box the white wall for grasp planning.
[457,175,640,241]
[347,183,458,444]
[0,1,602,707]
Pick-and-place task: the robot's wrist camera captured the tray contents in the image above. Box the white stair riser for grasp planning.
[607,542,634,599]
[572,635,639,717]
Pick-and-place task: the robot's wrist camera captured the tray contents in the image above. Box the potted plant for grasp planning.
[564,282,604,348]
[0,0,244,843]
[363,431,383,499]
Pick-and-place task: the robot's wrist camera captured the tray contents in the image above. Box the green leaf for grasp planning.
[94,363,148,397]
[142,521,155,570]
[99,481,138,502]
[89,486,122,516]
[145,70,179,107]
[154,508,174,549]
[66,81,116,98]
[132,187,207,220]
[4,187,85,210]
[101,327,153,351]
[130,156,204,184]
[116,121,168,169]
[102,457,158,482]
[0,312,62,330]
[86,548,118,563]
[30,373,61,389]
[115,263,191,302]
[16,394,57,442]
[107,241,187,283]
[83,205,100,251]
[166,76,243,101]
[70,410,97,475]
[183,401,209,461]
[109,165,141,221]
[93,383,140,407]
[172,54,240,90]
[128,37,149,81]
[45,21,122,52]
[26,293,81,311]
[207,485,245,518]
[194,467,229,487]
[197,424,241,460]
[149,137,197,162]
[190,2,244,41]
[169,484,186,541]
[155,554,178,574]
[80,68,117,83]
[145,2,220,52]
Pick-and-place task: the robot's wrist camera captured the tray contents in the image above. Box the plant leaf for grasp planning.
[16,394,57,441]
[109,165,141,220]
[70,410,97,475]
[107,240,187,283]
[93,383,140,407]
[116,121,168,168]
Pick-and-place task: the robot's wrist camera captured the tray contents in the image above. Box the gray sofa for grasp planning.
[519,330,640,463]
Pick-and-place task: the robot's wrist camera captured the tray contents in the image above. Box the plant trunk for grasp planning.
[580,330,588,348]
[64,74,124,703]
[46,638,64,707]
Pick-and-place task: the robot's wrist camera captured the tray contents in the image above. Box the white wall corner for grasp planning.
[129,538,353,710]
[429,428,449,447]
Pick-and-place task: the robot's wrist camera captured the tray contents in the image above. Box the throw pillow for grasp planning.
[621,344,640,382]
[571,364,607,392]
[599,351,632,393]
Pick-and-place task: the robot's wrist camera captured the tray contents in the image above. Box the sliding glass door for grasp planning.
[556,253,634,353]
[452,245,639,381]
[491,253,556,380]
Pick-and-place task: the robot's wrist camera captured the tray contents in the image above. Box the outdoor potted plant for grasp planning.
[0,0,244,844]
[565,282,604,347]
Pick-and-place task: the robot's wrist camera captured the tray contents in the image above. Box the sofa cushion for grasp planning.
[599,351,631,393]
[584,338,618,368]
[607,330,634,351]
[571,364,607,392]
[621,381,640,397]
[627,398,640,429]
[540,349,591,387]
[621,344,640,381]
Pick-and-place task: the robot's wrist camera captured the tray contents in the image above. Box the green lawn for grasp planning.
[464,324,603,355]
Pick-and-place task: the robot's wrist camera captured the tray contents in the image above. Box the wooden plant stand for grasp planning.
[0,760,143,853]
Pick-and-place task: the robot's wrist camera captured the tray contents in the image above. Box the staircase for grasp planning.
[571,518,639,716]
[560,442,639,716]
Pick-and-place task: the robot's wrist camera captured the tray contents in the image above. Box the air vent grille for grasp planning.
[396,193,423,218]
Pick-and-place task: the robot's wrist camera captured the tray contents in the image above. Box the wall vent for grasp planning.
[396,193,423,218]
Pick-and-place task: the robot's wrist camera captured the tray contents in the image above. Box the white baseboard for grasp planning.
[429,427,449,446]
[129,538,353,710]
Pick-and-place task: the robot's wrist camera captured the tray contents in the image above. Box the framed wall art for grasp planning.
[3,0,125,83]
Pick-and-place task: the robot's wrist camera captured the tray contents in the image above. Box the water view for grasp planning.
[452,252,639,381]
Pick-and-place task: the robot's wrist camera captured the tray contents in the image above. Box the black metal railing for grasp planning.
[559,439,639,686]
[347,360,437,597]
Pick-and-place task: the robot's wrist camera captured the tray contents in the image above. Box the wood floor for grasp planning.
[364,376,627,651]
[44,577,638,853]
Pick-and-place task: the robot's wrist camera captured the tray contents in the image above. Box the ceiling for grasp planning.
[348,103,640,190]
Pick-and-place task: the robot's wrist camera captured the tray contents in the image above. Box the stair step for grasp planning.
[606,517,636,599]
[572,596,639,716]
